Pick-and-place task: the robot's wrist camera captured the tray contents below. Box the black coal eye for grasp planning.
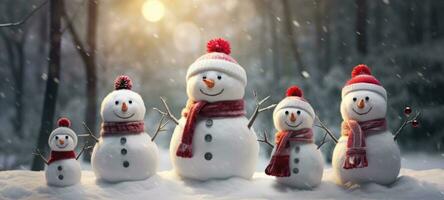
[297,110,301,115]
[202,76,207,80]
[353,97,357,102]
[365,96,369,101]
[55,136,58,140]
[217,75,222,80]
[115,101,119,105]
[129,100,133,104]
[65,136,68,139]
[285,111,289,115]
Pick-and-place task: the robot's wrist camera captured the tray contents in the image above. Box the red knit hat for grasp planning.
[186,38,247,86]
[342,64,387,100]
[273,86,315,120]
[48,117,78,147]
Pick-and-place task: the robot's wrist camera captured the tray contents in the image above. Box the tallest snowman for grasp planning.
[160,38,265,180]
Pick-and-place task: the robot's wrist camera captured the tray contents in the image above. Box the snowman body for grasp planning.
[92,133,158,182]
[45,119,81,187]
[170,116,258,180]
[267,87,324,189]
[171,38,260,180]
[332,130,400,185]
[46,158,81,187]
[275,142,323,189]
[91,77,159,182]
[332,66,401,186]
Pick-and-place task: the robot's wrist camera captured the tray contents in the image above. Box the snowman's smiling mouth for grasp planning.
[56,142,68,148]
[352,107,373,115]
[200,88,225,96]
[285,121,303,128]
[113,111,135,119]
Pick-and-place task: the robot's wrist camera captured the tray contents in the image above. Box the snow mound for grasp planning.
[0,169,443,200]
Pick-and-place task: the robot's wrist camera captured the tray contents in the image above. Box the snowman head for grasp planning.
[273,86,316,131]
[186,38,247,102]
[48,118,78,151]
[101,75,146,122]
[340,64,387,122]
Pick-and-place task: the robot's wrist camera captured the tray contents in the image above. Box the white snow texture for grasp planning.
[0,167,443,200]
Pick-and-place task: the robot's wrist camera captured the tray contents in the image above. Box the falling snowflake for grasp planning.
[41,73,48,80]
[301,71,310,78]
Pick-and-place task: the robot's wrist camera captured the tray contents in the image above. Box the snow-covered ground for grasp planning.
[0,149,443,200]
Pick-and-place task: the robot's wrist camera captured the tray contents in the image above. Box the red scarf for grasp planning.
[265,129,313,177]
[48,151,76,164]
[341,118,387,169]
[177,99,245,158]
[101,121,144,136]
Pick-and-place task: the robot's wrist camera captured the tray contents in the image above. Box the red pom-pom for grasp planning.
[57,118,71,127]
[207,38,231,55]
[351,64,372,77]
[114,75,132,90]
[286,86,303,97]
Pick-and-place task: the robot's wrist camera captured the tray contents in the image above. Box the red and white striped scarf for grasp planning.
[176,99,245,158]
[265,129,313,177]
[341,118,387,169]
[101,121,144,136]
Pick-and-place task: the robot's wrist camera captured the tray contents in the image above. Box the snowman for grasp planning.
[332,64,400,186]
[33,118,86,187]
[91,75,159,182]
[156,38,273,180]
[264,86,324,189]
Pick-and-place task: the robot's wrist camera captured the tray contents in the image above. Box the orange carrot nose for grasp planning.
[357,99,365,109]
[290,113,297,122]
[203,79,215,88]
[59,140,64,145]
[122,102,128,112]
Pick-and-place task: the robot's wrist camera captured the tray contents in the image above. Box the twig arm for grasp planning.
[153,97,179,125]
[315,116,338,143]
[151,115,170,141]
[317,131,330,149]
[82,122,99,142]
[76,144,93,160]
[32,149,48,165]
[248,91,276,129]
[394,111,420,141]
[257,131,274,149]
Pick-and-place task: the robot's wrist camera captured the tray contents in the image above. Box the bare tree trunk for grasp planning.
[83,0,99,161]
[373,0,383,46]
[356,0,367,55]
[270,6,280,82]
[281,0,305,75]
[314,0,330,77]
[31,0,63,171]
[12,40,25,138]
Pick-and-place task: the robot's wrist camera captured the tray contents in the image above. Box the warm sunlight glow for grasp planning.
[142,0,165,22]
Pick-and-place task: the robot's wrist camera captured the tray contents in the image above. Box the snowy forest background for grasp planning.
[0,0,442,171]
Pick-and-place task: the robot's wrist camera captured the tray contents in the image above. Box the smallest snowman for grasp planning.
[33,118,85,187]
[265,86,323,189]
